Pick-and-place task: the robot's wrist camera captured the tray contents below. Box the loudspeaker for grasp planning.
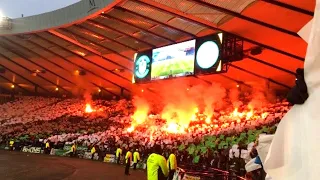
[250,47,262,56]
[79,70,86,76]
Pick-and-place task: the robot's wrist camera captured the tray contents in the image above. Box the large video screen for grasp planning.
[151,39,196,80]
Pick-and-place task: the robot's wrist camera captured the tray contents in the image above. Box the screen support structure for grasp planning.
[221,33,244,72]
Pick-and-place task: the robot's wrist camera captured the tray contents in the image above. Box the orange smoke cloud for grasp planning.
[248,90,267,110]
[84,91,94,113]
[129,81,273,134]
[131,96,150,126]
[229,88,243,108]
[158,82,227,129]
[84,91,92,104]
[161,103,198,129]
[203,83,226,120]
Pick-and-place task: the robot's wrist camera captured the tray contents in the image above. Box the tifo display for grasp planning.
[0,91,288,179]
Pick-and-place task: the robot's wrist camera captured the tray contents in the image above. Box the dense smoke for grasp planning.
[84,91,95,113]
[131,96,150,126]
[229,88,243,109]
[248,89,267,110]
[158,81,198,128]
[130,80,275,131]
[202,84,226,121]
[84,91,92,103]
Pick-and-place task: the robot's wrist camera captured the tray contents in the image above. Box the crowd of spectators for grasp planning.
[0,95,290,179]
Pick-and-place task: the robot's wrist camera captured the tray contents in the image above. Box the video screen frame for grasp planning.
[151,39,196,80]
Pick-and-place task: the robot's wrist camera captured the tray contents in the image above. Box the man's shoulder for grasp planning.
[147,153,157,159]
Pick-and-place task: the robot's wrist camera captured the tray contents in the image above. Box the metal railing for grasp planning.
[178,165,247,180]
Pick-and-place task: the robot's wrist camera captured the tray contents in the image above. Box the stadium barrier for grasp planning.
[104,154,115,163]
[177,166,247,180]
[50,148,69,156]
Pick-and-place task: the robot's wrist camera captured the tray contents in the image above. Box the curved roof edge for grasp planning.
[0,0,122,36]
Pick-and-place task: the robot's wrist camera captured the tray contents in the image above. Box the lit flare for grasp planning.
[127,126,135,133]
[85,103,94,113]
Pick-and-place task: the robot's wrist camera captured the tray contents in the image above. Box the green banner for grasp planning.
[63,145,88,151]
[54,149,69,156]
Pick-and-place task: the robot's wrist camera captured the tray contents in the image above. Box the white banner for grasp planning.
[83,152,99,160]
[83,152,93,159]
[22,146,41,154]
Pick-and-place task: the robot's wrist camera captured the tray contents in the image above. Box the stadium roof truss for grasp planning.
[0,0,314,97]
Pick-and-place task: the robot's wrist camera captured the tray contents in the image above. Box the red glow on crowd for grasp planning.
[164,122,186,134]
[126,105,270,135]
[84,103,104,113]
[124,82,274,137]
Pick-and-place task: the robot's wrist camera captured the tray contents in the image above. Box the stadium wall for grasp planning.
[0,0,122,35]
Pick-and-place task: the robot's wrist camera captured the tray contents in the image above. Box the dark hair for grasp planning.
[250,147,258,159]
[296,68,304,76]
[287,68,308,104]
[154,145,162,154]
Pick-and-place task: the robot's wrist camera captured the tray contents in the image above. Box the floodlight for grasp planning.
[0,12,13,30]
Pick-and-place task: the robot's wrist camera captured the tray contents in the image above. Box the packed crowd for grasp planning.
[0,94,291,178]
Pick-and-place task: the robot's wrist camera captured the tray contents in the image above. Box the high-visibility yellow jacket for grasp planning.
[71,144,76,152]
[91,147,96,154]
[125,151,132,164]
[147,153,169,180]
[9,141,14,147]
[45,142,50,148]
[116,148,122,158]
[133,151,140,163]
[167,153,177,170]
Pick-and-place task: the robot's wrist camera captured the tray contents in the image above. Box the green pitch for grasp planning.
[151,57,194,79]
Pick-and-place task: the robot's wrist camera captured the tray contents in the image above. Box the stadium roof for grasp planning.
[0,0,314,97]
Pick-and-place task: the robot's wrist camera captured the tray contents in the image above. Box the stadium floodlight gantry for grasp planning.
[0,0,314,98]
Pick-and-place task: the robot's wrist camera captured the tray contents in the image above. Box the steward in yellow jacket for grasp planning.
[133,149,140,170]
[45,142,50,148]
[71,143,77,157]
[9,140,14,151]
[116,146,123,164]
[147,145,169,180]
[167,151,177,180]
[91,146,96,160]
[45,141,50,154]
[125,148,133,175]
